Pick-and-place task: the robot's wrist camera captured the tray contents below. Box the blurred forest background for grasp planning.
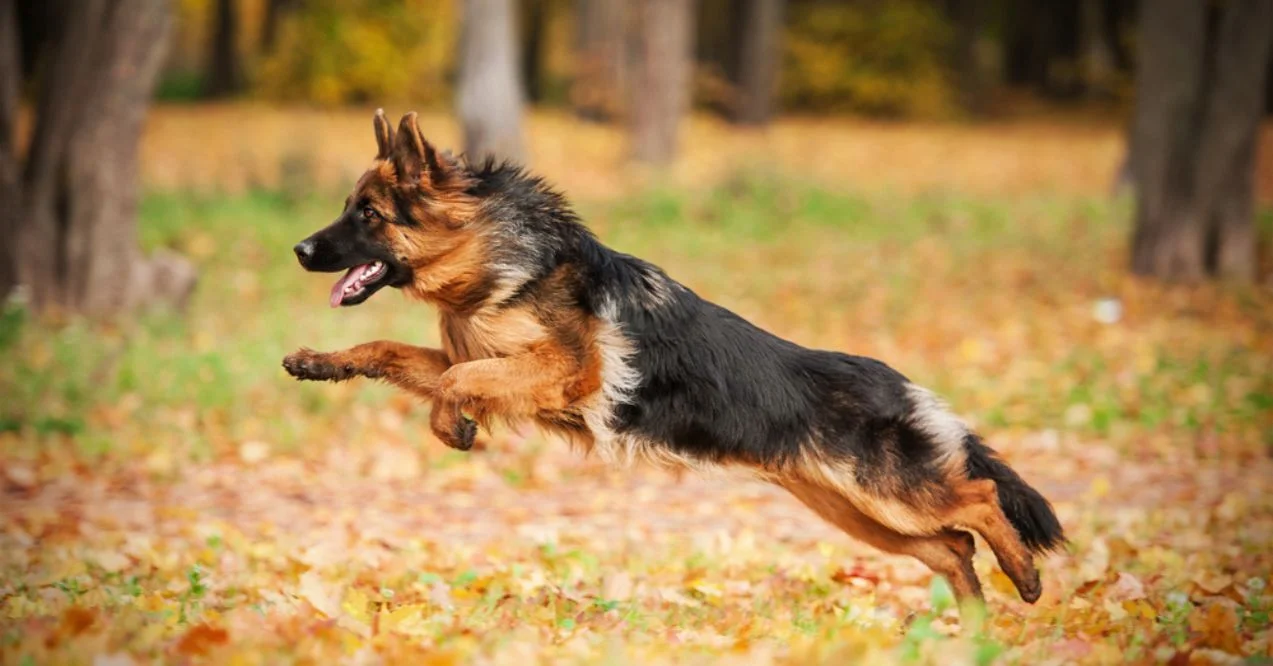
[2,1,1273,664]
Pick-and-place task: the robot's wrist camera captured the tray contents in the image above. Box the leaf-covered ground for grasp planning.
[2,110,1272,664]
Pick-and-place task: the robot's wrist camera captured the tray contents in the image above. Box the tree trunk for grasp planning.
[261,0,298,54]
[572,0,627,121]
[1130,0,1272,283]
[1004,0,1081,97]
[1079,0,1115,97]
[948,0,986,115]
[457,0,526,163]
[204,0,242,97]
[1195,0,1273,281]
[1102,0,1135,76]
[15,0,196,315]
[732,0,783,125]
[629,0,694,163]
[521,0,546,104]
[1129,0,1209,280]
[0,0,19,302]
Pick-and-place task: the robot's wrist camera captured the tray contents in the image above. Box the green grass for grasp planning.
[1,176,1270,462]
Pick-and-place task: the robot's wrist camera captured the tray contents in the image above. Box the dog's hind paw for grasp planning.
[282,348,354,381]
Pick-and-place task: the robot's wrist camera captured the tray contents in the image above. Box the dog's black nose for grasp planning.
[293,240,315,264]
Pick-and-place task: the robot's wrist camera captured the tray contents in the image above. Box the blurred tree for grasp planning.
[1129,0,1273,282]
[205,0,244,96]
[943,0,986,115]
[0,0,196,315]
[732,0,784,124]
[572,0,627,121]
[261,0,301,53]
[0,0,18,301]
[782,1,953,118]
[255,0,457,106]
[521,0,547,103]
[1078,0,1115,98]
[1004,0,1081,98]
[457,0,526,162]
[630,0,694,163]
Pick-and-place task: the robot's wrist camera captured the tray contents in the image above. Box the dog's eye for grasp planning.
[361,207,378,221]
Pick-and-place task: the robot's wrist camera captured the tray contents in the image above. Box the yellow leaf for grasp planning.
[298,571,341,618]
[380,604,427,635]
[1103,599,1128,621]
[689,579,723,602]
[1125,599,1156,620]
[37,560,87,586]
[342,587,372,623]
[988,570,1016,597]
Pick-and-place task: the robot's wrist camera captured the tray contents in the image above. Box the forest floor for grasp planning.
[2,107,1272,664]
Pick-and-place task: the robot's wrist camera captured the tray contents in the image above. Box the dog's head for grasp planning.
[293,110,481,308]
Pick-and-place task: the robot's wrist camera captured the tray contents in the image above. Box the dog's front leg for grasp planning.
[282,342,451,397]
[284,343,482,451]
[431,352,579,437]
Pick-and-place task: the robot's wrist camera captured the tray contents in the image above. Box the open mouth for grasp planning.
[329,261,389,308]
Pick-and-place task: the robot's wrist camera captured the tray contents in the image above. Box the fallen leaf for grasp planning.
[298,571,342,618]
[1191,603,1242,654]
[238,440,270,464]
[173,624,228,656]
[60,606,97,636]
[831,564,880,585]
[1108,572,1146,602]
[602,571,633,601]
[92,551,131,574]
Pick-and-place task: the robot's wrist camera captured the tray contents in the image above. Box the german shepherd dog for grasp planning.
[284,111,1064,609]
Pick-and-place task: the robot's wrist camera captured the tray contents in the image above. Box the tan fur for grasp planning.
[793,447,952,536]
[783,477,984,603]
[941,478,1042,601]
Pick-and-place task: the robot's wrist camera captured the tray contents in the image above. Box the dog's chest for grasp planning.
[439,307,547,363]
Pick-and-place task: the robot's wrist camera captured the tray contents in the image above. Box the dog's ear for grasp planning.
[373,108,395,159]
[392,112,450,184]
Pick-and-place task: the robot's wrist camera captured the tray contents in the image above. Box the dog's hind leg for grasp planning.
[782,479,984,605]
[943,479,1041,603]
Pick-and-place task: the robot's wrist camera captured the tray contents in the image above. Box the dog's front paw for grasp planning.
[450,414,478,451]
[282,348,353,381]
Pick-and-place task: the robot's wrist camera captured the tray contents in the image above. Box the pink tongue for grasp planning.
[329,264,368,308]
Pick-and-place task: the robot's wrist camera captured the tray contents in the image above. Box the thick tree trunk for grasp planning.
[204,0,243,97]
[0,0,19,302]
[1130,0,1272,283]
[732,0,783,125]
[629,0,694,164]
[1129,0,1209,280]
[572,0,627,122]
[1195,0,1273,281]
[16,0,196,315]
[457,0,526,163]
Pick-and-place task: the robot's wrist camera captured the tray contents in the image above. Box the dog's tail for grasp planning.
[964,434,1065,554]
